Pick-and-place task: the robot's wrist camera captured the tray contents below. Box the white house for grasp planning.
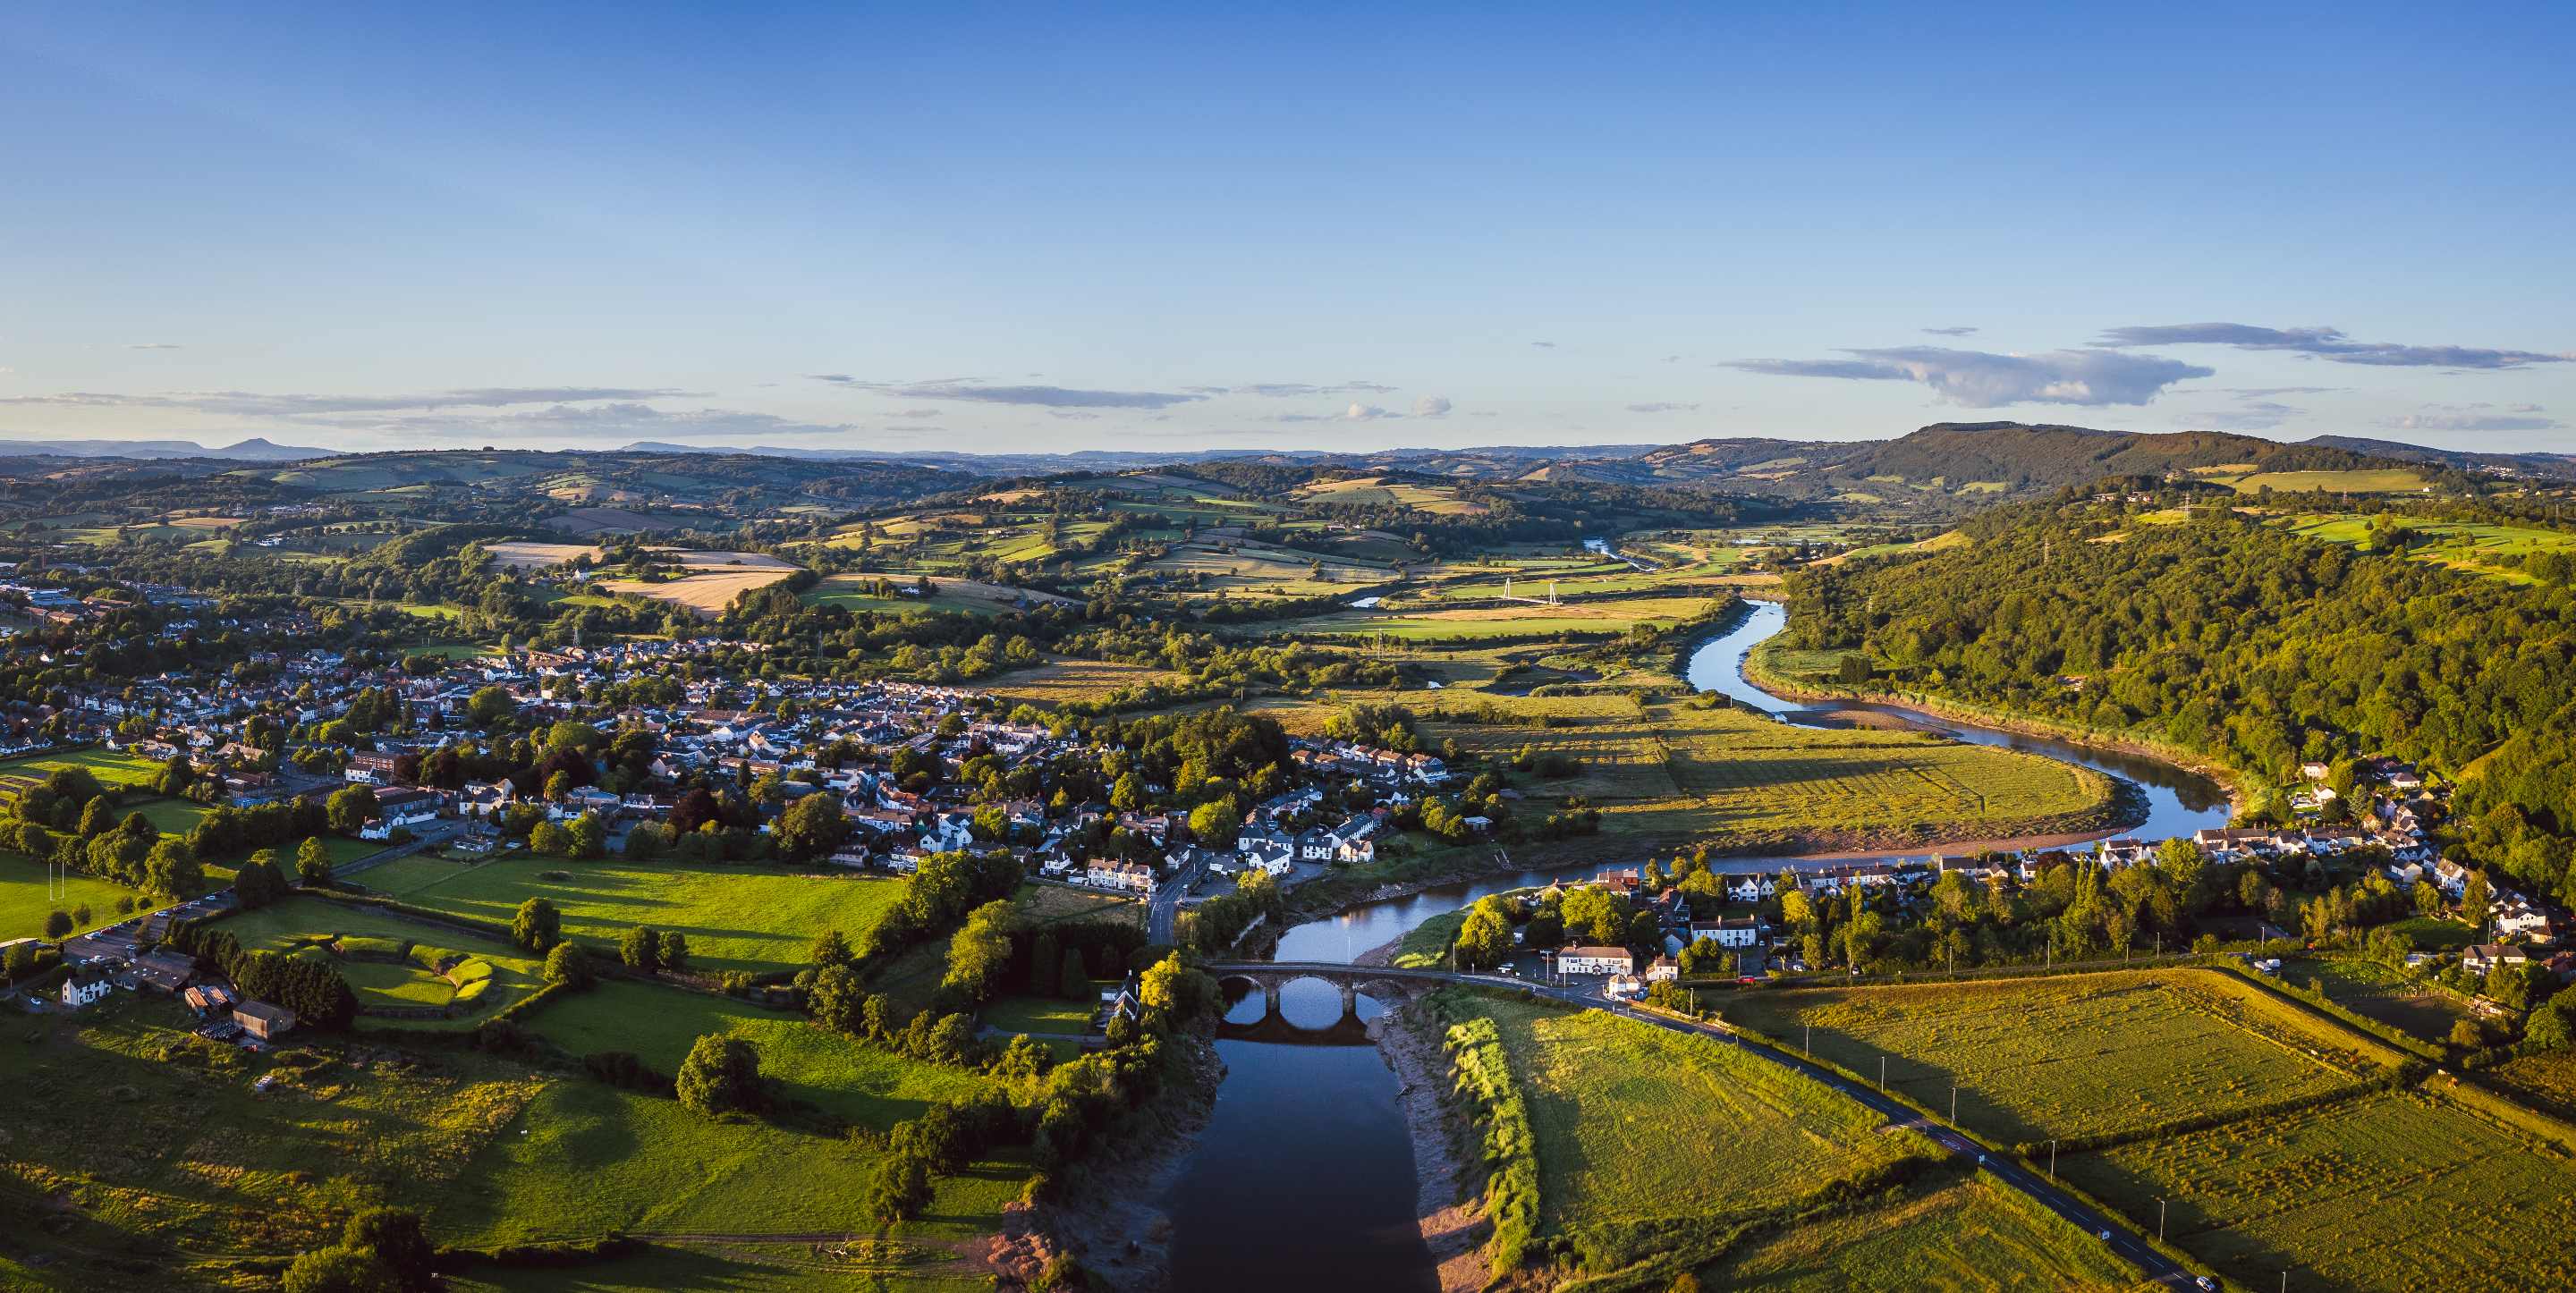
[1555,945,1633,976]
[61,966,113,1009]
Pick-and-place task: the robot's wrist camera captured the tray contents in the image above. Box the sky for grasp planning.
[3,2,2571,457]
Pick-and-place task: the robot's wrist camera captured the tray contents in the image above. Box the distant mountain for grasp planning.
[614,440,1665,477]
[0,436,333,461]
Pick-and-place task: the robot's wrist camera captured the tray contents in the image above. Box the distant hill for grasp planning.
[0,435,333,461]
[2300,435,2576,482]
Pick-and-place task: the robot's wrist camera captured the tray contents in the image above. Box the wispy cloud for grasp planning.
[1920,326,1979,337]
[1725,346,2211,407]
[0,386,699,416]
[1182,381,1397,397]
[831,378,1206,410]
[1273,401,1404,424]
[2386,402,2560,432]
[886,408,944,419]
[127,342,184,351]
[1411,396,1453,418]
[311,401,868,441]
[1530,341,1556,349]
[1626,401,1700,413]
[2190,385,2341,430]
[2097,323,2569,370]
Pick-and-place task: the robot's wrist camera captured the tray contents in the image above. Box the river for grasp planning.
[1163,596,2233,1285]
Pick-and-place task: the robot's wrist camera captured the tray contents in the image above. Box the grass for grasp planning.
[436,1078,1030,1255]
[979,658,1191,710]
[2060,1087,2576,1290]
[2281,511,2576,585]
[1454,991,1928,1271]
[357,857,909,976]
[1263,594,1729,640]
[0,748,166,788]
[0,853,135,940]
[1720,969,2402,1147]
[1699,1177,2138,1291]
[1008,881,1142,927]
[2295,957,2476,1044]
[0,994,543,1267]
[525,981,998,1132]
[216,895,547,1025]
[979,985,1099,1035]
[2223,469,2428,495]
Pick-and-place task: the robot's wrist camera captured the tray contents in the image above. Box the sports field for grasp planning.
[0,747,167,788]
[0,853,134,940]
[363,856,909,976]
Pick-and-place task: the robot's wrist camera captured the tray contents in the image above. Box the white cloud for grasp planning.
[1411,396,1453,418]
[1726,346,2212,407]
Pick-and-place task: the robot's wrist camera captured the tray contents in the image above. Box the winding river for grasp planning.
[1164,597,2233,1286]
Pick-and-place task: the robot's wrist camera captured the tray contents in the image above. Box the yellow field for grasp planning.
[485,540,601,570]
[595,569,795,618]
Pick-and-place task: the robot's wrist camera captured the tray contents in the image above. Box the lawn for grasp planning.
[1008,881,1142,928]
[524,981,998,1132]
[1452,992,1927,1270]
[2060,1088,2576,1290]
[0,852,136,940]
[1699,1177,2137,1291]
[358,857,909,976]
[215,895,547,1025]
[979,985,1099,1035]
[1720,969,2402,1147]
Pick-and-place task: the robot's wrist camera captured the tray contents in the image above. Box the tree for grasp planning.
[280,1247,396,1293]
[325,785,379,835]
[296,836,334,886]
[675,1034,764,1117]
[866,1150,933,1222]
[775,793,847,862]
[1453,897,1513,970]
[940,900,1016,1004]
[2462,869,2492,930]
[341,1208,436,1293]
[809,963,868,1033]
[1060,948,1090,1001]
[621,925,663,973]
[1137,952,1212,1026]
[513,897,562,952]
[467,685,516,728]
[810,927,854,968]
[43,909,71,940]
[1029,931,1061,995]
[658,929,690,973]
[543,942,593,988]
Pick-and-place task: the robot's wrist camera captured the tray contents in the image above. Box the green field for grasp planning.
[2061,1088,2576,1290]
[2283,512,2576,585]
[2223,469,2428,495]
[525,981,996,1132]
[355,857,909,976]
[1264,594,1728,640]
[1701,1177,2137,1291]
[0,853,135,940]
[1447,991,1932,1273]
[0,748,167,788]
[979,984,1099,1035]
[1721,970,2401,1147]
[2296,957,2477,1043]
[216,895,547,1024]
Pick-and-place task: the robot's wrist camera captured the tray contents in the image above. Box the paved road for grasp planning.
[1147,858,1203,944]
[1207,961,2199,1289]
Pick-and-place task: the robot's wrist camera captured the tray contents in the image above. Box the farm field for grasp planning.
[1461,993,1924,1260]
[367,857,909,976]
[1699,1177,2138,1291]
[2296,956,2477,1043]
[1719,970,2402,1147]
[0,852,134,939]
[0,995,544,1266]
[1263,593,1729,640]
[2220,468,2428,494]
[593,566,797,619]
[2281,512,2576,585]
[523,981,996,1132]
[1009,881,1142,927]
[214,895,547,1024]
[2060,1088,2576,1290]
[1292,474,1487,514]
[801,572,1068,615]
[981,657,1192,709]
[1410,691,2123,855]
[2485,1050,2576,1121]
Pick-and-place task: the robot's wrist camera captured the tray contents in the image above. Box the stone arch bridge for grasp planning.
[1200,961,1506,1046]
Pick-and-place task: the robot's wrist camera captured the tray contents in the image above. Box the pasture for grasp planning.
[1720,970,2401,1147]
[1264,594,1728,640]
[1700,1177,2137,1291]
[1466,993,1921,1255]
[802,572,1072,616]
[981,657,1193,709]
[2222,469,2428,495]
[2282,512,2576,585]
[2061,1088,2576,1290]
[593,568,796,618]
[362,857,909,976]
[1292,474,1487,515]
[2297,956,2477,1043]
[0,747,168,788]
[525,981,996,1132]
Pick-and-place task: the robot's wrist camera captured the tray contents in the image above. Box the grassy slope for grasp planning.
[1702,1178,2137,1291]
[216,895,547,1026]
[362,857,908,976]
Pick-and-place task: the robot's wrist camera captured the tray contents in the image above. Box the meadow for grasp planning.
[525,981,996,1132]
[2059,1088,2576,1290]
[801,572,1071,616]
[0,747,168,788]
[1719,970,2401,1147]
[1265,594,1731,641]
[1462,993,1924,1267]
[2282,512,2576,585]
[2220,469,2428,494]
[361,856,909,976]
[981,657,1193,709]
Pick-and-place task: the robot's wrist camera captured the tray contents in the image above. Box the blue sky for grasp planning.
[3,2,2570,454]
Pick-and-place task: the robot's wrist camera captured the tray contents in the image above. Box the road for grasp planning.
[1147,856,1205,944]
[1208,961,2199,1289]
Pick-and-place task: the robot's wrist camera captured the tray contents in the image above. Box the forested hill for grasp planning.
[1781,494,2576,904]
